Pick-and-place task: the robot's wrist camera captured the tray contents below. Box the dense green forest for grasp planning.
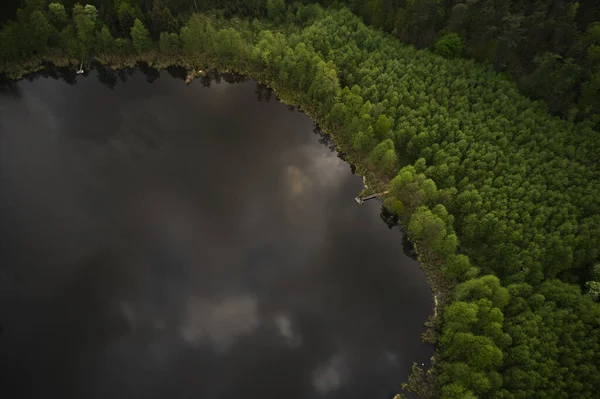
[3,0,600,128]
[350,0,600,128]
[1,1,600,398]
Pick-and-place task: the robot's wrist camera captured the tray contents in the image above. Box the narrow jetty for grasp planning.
[354,190,389,204]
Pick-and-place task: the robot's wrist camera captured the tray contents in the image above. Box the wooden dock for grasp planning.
[355,190,389,204]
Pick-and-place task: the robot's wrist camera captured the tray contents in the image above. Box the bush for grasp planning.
[434,33,463,59]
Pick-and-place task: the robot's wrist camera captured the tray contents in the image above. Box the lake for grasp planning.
[0,69,433,399]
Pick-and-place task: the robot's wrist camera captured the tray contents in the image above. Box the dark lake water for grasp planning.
[0,69,433,399]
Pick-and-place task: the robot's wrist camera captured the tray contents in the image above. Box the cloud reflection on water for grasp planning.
[0,70,433,399]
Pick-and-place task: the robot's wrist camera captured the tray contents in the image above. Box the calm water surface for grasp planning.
[0,70,433,399]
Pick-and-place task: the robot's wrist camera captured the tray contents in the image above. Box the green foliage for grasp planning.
[116,1,142,35]
[454,275,510,310]
[114,37,132,55]
[441,363,495,395]
[130,18,152,53]
[214,28,245,60]
[591,264,600,281]
[389,166,437,214]
[383,197,404,216]
[587,281,600,301]
[27,10,52,53]
[159,32,180,55]
[59,24,82,57]
[370,139,398,176]
[180,16,213,56]
[587,263,600,301]
[443,332,503,369]
[147,2,178,37]
[48,3,67,28]
[443,301,479,332]
[443,254,474,281]
[374,113,391,139]
[348,0,600,126]
[525,52,581,115]
[73,4,98,57]
[441,383,476,399]
[352,126,376,153]
[434,33,463,59]
[267,0,286,22]
[408,206,448,254]
[0,23,20,60]
[308,60,341,112]
[295,3,323,26]
[440,287,510,395]
[96,25,114,53]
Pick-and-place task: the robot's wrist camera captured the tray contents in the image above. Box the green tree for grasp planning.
[370,139,398,176]
[180,16,213,56]
[374,113,391,139]
[58,25,82,58]
[446,3,468,33]
[114,37,132,55]
[586,281,600,301]
[116,1,141,35]
[27,10,51,53]
[352,126,376,154]
[591,264,600,281]
[20,0,45,16]
[383,197,404,216]
[408,206,448,253]
[267,0,286,23]
[130,18,152,53]
[308,60,341,112]
[441,383,476,399]
[440,361,495,396]
[147,0,178,37]
[443,332,503,369]
[96,25,114,53]
[214,28,245,61]
[454,275,510,310]
[389,166,438,213]
[159,32,180,55]
[525,52,581,114]
[443,254,476,280]
[434,33,463,59]
[443,301,479,332]
[48,3,67,28]
[0,22,21,60]
[73,4,98,56]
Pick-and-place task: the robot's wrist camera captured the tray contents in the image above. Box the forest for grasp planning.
[5,0,596,126]
[1,1,600,398]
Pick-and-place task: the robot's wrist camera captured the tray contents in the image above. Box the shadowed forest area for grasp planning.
[1,1,599,398]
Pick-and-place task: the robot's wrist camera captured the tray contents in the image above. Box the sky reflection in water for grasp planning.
[0,70,433,399]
